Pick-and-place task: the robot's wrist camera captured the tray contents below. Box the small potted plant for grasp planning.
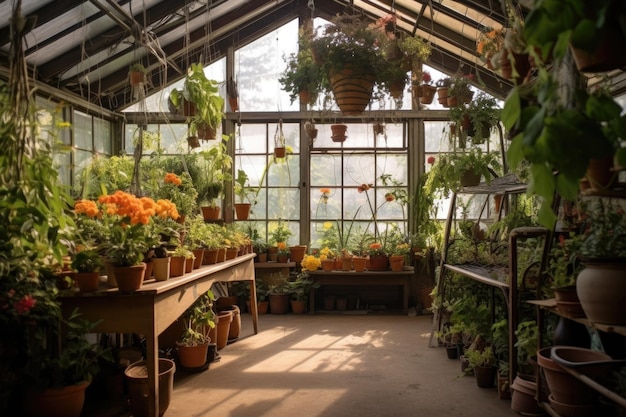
[198,140,233,220]
[286,272,320,314]
[177,290,216,369]
[234,169,252,220]
[129,63,147,87]
[465,345,497,388]
[169,63,225,140]
[71,249,103,292]
[279,27,324,106]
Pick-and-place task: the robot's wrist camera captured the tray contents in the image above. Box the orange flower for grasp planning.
[369,243,382,250]
[164,173,182,186]
[74,200,100,217]
[385,193,395,202]
[277,241,287,250]
[320,188,330,194]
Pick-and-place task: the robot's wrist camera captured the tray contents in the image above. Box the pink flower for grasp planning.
[427,156,436,164]
[14,295,36,314]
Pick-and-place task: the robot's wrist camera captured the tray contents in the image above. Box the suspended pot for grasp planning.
[129,71,146,87]
[181,99,196,117]
[201,205,220,220]
[372,122,385,136]
[299,89,315,105]
[113,263,146,292]
[329,65,375,115]
[152,257,171,281]
[196,122,217,140]
[389,79,405,99]
[419,85,437,104]
[234,203,251,220]
[304,121,318,140]
[228,96,239,112]
[330,124,347,142]
[176,342,209,369]
[460,169,481,187]
[274,146,286,158]
[22,381,90,417]
[570,18,626,73]
[74,272,100,292]
[446,95,459,107]
[576,259,626,325]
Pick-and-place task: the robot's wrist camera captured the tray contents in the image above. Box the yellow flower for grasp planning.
[301,255,321,271]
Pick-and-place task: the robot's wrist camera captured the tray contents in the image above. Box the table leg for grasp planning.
[146,326,159,417]
[309,287,316,314]
[403,280,409,314]
[248,279,258,334]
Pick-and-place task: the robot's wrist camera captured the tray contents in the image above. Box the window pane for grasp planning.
[267,188,300,220]
[310,155,342,186]
[237,124,268,154]
[74,110,92,150]
[94,118,111,154]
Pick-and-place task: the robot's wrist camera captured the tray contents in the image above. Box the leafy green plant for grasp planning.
[71,250,103,273]
[197,140,233,207]
[234,169,251,204]
[269,219,292,245]
[279,27,325,105]
[465,345,496,370]
[286,273,320,302]
[169,63,225,134]
[179,290,216,346]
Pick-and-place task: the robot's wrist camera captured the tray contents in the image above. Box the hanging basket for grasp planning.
[330,124,347,142]
[273,119,287,157]
[419,85,437,104]
[196,123,217,140]
[274,147,286,158]
[329,65,375,116]
[187,136,200,149]
[129,71,145,87]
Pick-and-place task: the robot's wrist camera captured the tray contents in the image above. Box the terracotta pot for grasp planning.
[256,253,268,263]
[192,249,204,269]
[203,248,218,265]
[125,359,175,417]
[228,96,239,112]
[368,254,389,271]
[152,257,171,281]
[218,304,241,340]
[329,65,375,115]
[389,255,405,272]
[288,245,307,263]
[389,79,405,99]
[274,147,286,158]
[323,295,336,310]
[74,272,100,292]
[225,248,239,260]
[511,376,545,415]
[436,87,449,100]
[247,300,269,315]
[570,18,626,72]
[169,256,185,277]
[196,122,216,140]
[113,263,146,292]
[330,124,347,142]
[269,294,289,315]
[176,342,209,369]
[129,71,145,86]
[352,256,367,272]
[321,259,335,271]
[184,257,193,273]
[201,206,220,220]
[234,203,251,220]
[576,260,626,325]
[290,299,307,314]
[446,95,458,107]
[341,256,353,271]
[22,381,90,417]
[419,85,437,104]
[585,157,616,190]
[537,346,609,405]
[216,311,233,350]
[187,136,200,149]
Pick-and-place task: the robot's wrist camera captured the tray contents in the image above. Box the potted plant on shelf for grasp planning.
[158,172,198,223]
[70,249,103,292]
[426,148,501,196]
[177,290,216,369]
[169,63,225,140]
[234,169,252,220]
[198,140,233,220]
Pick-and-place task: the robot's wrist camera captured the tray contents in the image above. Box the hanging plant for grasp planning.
[274,119,287,158]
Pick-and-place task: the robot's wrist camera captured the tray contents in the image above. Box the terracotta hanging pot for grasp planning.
[460,169,481,187]
[129,71,145,87]
[329,65,375,115]
[419,85,437,104]
[228,96,239,112]
[330,124,348,142]
[274,146,286,158]
[196,122,216,140]
[187,136,200,149]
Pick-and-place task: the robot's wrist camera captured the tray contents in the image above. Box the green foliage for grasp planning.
[169,63,225,133]
[180,290,216,346]
[465,345,496,369]
[578,199,626,259]
[197,140,232,207]
[234,169,251,203]
[279,27,325,104]
[71,250,103,273]
[269,219,292,245]
[426,148,501,197]
[286,273,320,301]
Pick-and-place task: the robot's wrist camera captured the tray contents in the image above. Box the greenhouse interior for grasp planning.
[2,0,626,416]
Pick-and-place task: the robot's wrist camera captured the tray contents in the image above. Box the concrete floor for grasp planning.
[153,312,519,417]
